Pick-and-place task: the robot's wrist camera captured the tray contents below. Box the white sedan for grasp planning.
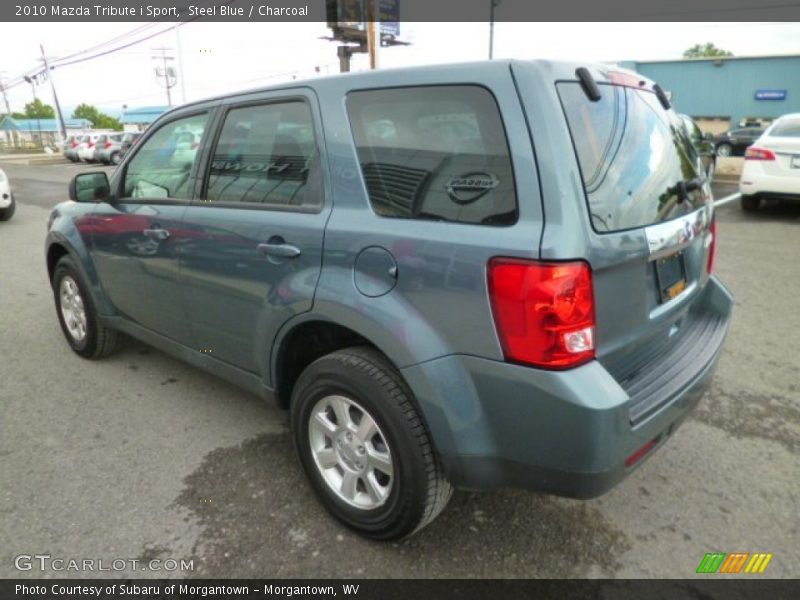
[0,168,15,221]
[740,113,800,211]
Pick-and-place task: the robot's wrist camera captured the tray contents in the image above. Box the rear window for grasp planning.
[558,82,707,233]
[769,118,800,137]
[346,85,517,226]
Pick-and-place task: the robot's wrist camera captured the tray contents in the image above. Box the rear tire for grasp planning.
[290,346,452,540]
[52,255,119,359]
[741,194,761,211]
[716,143,732,157]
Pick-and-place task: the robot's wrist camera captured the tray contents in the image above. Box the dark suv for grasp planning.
[46,61,733,540]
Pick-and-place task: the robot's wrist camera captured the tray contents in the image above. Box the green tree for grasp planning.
[17,98,55,119]
[72,103,123,131]
[683,43,733,59]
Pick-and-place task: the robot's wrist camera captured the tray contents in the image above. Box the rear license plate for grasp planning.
[791,155,800,169]
[655,252,688,303]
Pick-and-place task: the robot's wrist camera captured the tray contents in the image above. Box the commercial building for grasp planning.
[0,116,93,147]
[622,54,800,134]
[120,106,169,132]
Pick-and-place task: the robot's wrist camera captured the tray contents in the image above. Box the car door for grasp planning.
[180,90,329,377]
[90,107,216,343]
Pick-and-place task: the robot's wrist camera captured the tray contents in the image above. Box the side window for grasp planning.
[123,113,209,200]
[203,101,321,208]
[346,85,518,226]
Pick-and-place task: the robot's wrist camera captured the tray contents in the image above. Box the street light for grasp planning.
[23,75,43,149]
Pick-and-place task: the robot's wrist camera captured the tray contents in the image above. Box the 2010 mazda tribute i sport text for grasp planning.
[45,60,733,539]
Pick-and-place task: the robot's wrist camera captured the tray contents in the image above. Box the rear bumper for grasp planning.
[402,276,733,498]
[740,163,800,198]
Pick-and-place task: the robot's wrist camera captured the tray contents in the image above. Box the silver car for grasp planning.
[93,133,125,165]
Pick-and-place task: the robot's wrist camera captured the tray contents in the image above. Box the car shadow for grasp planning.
[173,431,629,578]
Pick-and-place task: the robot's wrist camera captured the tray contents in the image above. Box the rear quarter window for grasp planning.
[346,85,518,226]
[769,118,800,137]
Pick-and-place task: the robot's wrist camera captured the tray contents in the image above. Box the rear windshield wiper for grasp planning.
[669,176,706,204]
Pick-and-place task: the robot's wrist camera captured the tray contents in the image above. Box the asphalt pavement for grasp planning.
[0,161,797,578]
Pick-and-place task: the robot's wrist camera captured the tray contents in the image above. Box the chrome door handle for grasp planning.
[257,242,301,259]
[143,228,170,240]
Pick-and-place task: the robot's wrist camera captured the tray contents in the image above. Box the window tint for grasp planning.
[558,82,706,233]
[768,118,800,137]
[346,86,517,226]
[123,113,208,199]
[203,101,320,208]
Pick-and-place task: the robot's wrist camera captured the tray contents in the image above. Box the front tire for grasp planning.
[290,347,452,540]
[741,194,761,211]
[52,255,119,358]
[0,195,15,221]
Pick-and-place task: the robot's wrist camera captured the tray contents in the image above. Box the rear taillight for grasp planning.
[487,259,596,369]
[707,220,717,274]
[745,146,775,160]
[104,141,112,149]
[88,141,95,148]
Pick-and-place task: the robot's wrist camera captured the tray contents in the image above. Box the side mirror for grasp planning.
[69,172,110,203]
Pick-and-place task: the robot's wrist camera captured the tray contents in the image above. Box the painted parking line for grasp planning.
[714,192,741,207]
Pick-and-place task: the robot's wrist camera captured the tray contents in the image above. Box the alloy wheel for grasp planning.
[59,276,87,342]
[308,394,394,510]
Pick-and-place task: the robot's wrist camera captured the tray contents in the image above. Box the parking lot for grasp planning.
[0,160,797,578]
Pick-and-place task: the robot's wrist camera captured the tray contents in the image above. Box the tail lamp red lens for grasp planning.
[744,146,775,160]
[707,219,717,274]
[487,258,596,369]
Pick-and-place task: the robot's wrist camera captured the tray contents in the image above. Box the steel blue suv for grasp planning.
[45,61,733,539]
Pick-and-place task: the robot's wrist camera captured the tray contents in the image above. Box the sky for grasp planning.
[0,22,798,117]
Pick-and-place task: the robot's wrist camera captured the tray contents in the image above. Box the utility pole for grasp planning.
[40,44,68,143]
[23,75,42,149]
[366,0,380,70]
[489,0,501,59]
[152,46,176,106]
[173,23,187,104]
[0,73,16,146]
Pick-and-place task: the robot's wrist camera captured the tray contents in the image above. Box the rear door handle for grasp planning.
[257,242,301,259]
[143,228,170,240]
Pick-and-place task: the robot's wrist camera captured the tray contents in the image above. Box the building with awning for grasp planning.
[0,116,93,146]
[120,106,169,132]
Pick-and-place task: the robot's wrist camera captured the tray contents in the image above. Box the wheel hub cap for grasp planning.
[308,395,394,510]
[59,276,87,342]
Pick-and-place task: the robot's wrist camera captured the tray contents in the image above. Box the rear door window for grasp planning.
[346,85,517,226]
[557,82,707,233]
[202,101,321,209]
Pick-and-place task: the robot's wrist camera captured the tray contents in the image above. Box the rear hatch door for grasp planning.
[553,71,720,423]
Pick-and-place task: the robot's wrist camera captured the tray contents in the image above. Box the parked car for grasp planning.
[713,126,765,157]
[63,135,82,162]
[739,112,800,210]
[0,168,14,221]
[94,133,125,165]
[679,114,717,181]
[77,133,105,162]
[120,132,142,158]
[45,60,733,540]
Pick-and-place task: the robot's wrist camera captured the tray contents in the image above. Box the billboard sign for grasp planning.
[327,0,400,39]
